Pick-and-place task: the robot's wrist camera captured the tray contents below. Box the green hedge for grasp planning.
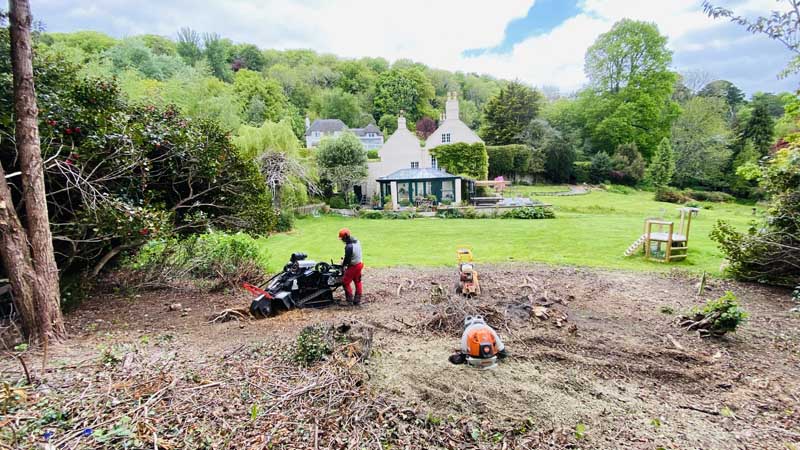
[430,142,489,180]
[487,144,531,179]
[573,161,591,183]
[501,206,555,219]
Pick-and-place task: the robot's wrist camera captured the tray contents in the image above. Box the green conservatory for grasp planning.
[377,168,466,209]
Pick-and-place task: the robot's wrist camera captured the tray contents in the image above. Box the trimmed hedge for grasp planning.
[656,188,734,204]
[501,206,555,219]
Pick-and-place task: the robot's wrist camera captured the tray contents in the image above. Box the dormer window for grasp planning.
[431,156,437,168]
[410,162,419,169]
[441,133,451,143]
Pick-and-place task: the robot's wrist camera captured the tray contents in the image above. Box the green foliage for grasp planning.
[691,292,749,334]
[671,97,732,188]
[654,187,689,204]
[378,114,398,135]
[0,44,275,276]
[327,195,348,209]
[275,211,295,232]
[481,81,544,145]
[589,152,613,183]
[45,31,118,54]
[544,136,576,183]
[647,138,676,187]
[486,144,532,178]
[611,143,645,185]
[367,149,380,160]
[430,143,489,180]
[316,133,368,197]
[742,101,775,156]
[373,67,435,124]
[106,38,186,81]
[359,210,384,219]
[712,147,800,286]
[314,88,363,127]
[581,20,679,158]
[573,161,591,183]
[233,69,290,125]
[126,232,268,287]
[501,206,555,219]
[294,325,332,366]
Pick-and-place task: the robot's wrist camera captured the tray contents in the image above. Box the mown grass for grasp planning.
[258,187,760,275]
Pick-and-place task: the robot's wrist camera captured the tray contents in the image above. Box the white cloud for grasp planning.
[456,0,797,93]
[34,0,798,94]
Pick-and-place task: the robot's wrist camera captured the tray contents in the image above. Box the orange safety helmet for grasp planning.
[338,228,350,240]
[465,325,498,358]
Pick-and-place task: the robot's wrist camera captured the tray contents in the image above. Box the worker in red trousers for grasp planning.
[338,228,363,305]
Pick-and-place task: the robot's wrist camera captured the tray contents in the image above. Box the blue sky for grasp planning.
[31,0,799,95]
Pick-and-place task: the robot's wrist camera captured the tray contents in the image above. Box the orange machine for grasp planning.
[455,247,481,297]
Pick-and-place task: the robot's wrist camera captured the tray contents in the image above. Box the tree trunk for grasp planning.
[3,0,66,342]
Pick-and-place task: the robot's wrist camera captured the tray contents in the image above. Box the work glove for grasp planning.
[497,349,509,359]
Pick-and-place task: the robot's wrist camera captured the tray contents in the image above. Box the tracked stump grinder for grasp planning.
[455,247,481,297]
[245,252,343,318]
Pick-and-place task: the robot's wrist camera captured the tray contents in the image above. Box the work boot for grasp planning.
[353,294,362,306]
[344,293,354,304]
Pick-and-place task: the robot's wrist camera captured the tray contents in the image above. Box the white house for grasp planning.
[305,118,383,150]
[361,92,483,209]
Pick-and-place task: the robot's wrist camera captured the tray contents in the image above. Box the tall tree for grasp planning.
[481,81,543,145]
[316,133,368,204]
[671,96,732,187]
[0,0,66,342]
[176,27,202,65]
[314,88,362,127]
[646,138,676,187]
[372,67,435,124]
[581,20,678,158]
[585,19,673,93]
[743,101,775,155]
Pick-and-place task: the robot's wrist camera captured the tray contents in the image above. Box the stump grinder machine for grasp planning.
[455,247,481,297]
[244,252,343,318]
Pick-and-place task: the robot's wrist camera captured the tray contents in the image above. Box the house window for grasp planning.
[410,161,419,169]
[441,133,451,143]
[431,156,437,168]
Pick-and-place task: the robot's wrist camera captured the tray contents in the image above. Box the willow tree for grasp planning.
[234,119,318,208]
[0,0,66,342]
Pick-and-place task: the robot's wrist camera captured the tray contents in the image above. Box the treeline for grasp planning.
[41,29,508,139]
[477,19,796,199]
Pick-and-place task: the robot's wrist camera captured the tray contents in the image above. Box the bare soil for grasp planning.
[2,264,799,449]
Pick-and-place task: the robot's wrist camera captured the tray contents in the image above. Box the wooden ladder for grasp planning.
[624,234,647,257]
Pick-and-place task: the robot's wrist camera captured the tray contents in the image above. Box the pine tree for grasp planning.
[647,138,676,187]
[743,102,775,156]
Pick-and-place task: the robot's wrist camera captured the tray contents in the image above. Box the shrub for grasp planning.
[573,161,591,183]
[605,184,633,195]
[275,210,295,232]
[684,189,734,203]
[689,292,748,335]
[366,149,380,160]
[294,325,332,366]
[399,199,411,207]
[125,232,267,289]
[327,195,347,209]
[589,152,613,183]
[436,208,463,219]
[501,206,555,219]
[386,210,417,219]
[382,194,393,210]
[359,210,384,219]
[462,207,479,219]
[655,187,690,204]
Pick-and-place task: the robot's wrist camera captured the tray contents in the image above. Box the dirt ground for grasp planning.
[2,264,799,449]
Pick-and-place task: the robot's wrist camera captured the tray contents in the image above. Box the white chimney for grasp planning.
[305,116,311,130]
[445,91,459,121]
[397,110,406,130]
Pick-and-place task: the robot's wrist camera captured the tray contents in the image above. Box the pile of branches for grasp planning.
[421,294,507,335]
[0,340,574,449]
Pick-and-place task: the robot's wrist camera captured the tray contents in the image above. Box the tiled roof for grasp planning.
[306,119,347,136]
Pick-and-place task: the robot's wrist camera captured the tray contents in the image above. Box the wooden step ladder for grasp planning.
[624,234,647,257]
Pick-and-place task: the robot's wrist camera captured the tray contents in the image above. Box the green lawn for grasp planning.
[258,188,758,275]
